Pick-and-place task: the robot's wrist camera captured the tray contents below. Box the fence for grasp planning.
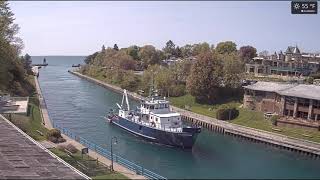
[53,123,166,180]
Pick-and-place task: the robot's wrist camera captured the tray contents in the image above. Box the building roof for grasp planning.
[278,84,320,101]
[0,115,88,179]
[243,81,297,92]
[244,81,320,101]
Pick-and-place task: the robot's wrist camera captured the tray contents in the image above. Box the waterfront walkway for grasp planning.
[70,71,320,157]
[34,76,146,179]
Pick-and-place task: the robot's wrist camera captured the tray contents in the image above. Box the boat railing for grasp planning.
[129,117,182,133]
[53,123,167,180]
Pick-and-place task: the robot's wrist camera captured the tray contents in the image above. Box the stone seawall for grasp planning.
[69,70,320,158]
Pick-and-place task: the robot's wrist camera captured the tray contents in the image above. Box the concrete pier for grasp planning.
[69,70,320,158]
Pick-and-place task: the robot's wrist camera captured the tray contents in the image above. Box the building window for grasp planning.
[255,91,266,97]
[298,98,309,107]
[286,96,295,105]
[313,100,320,109]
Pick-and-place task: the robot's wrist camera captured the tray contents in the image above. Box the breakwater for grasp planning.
[69,70,320,158]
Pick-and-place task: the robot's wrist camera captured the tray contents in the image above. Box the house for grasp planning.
[243,81,320,129]
[245,46,320,77]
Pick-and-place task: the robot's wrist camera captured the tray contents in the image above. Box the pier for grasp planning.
[69,70,320,158]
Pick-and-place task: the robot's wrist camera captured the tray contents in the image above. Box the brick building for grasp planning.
[243,81,320,129]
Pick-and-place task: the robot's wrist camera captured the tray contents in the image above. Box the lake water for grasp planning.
[33,56,320,179]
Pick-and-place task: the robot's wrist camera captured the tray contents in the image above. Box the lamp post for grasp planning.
[110,136,118,171]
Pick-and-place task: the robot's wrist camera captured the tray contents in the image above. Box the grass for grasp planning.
[170,94,320,143]
[8,76,49,141]
[50,148,128,179]
[170,94,241,119]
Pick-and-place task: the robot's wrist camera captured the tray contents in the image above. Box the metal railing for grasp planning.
[53,123,166,180]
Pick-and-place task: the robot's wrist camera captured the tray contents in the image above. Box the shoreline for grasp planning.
[69,70,320,157]
[34,75,146,180]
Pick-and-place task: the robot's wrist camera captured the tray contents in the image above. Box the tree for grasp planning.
[0,1,34,96]
[239,46,257,62]
[163,40,176,58]
[21,53,32,74]
[113,44,119,51]
[138,45,161,68]
[181,44,193,58]
[187,52,223,104]
[215,41,237,55]
[126,45,140,61]
[259,50,269,57]
[174,46,182,58]
[192,42,211,56]
[84,52,99,64]
[220,52,244,88]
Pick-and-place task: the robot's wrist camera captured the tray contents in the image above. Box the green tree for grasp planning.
[187,52,223,104]
[126,45,140,61]
[163,40,176,58]
[216,41,237,55]
[181,44,193,58]
[239,45,257,62]
[220,52,244,88]
[84,51,99,64]
[0,1,33,96]
[113,44,119,51]
[138,45,161,68]
[192,42,211,56]
[21,53,32,75]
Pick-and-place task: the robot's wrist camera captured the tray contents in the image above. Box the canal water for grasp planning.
[33,56,320,179]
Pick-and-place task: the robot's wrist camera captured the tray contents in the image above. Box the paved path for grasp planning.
[34,76,145,179]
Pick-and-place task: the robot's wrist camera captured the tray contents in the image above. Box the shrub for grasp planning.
[270,115,279,126]
[46,128,66,143]
[216,106,239,120]
[169,84,186,97]
[47,128,62,138]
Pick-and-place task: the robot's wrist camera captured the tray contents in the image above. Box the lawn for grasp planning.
[170,94,241,119]
[170,94,320,143]
[8,76,48,141]
[50,148,128,179]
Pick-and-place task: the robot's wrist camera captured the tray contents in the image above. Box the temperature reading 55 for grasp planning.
[291,1,317,14]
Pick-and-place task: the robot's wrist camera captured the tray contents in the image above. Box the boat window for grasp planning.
[165,104,168,108]
[156,118,158,122]
[155,105,158,109]
[150,105,154,109]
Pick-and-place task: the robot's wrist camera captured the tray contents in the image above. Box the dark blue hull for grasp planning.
[108,115,201,148]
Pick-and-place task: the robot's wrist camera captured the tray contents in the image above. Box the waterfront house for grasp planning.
[245,46,320,78]
[243,81,320,129]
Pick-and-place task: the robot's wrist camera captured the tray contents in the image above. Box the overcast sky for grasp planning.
[9,1,320,56]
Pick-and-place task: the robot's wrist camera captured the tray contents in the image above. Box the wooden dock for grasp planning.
[69,70,320,158]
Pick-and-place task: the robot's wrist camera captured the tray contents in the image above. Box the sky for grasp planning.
[9,1,320,56]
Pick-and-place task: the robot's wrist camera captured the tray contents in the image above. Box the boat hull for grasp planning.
[108,115,200,148]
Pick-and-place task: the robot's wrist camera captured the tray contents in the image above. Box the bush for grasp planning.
[270,115,279,126]
[46,128,66,143]
[169,84,186,97]
[216,106,239,120]
[47,128,62,138]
